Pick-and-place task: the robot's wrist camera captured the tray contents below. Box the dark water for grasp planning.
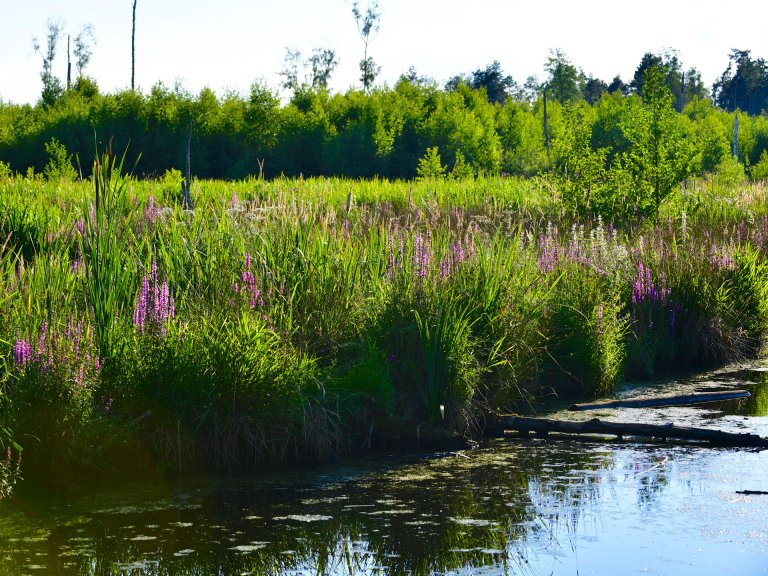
[2,366,768,575]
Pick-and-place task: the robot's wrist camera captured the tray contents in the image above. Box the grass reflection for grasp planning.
[0,442,622,576]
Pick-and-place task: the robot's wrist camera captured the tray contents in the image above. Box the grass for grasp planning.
[2,165,768,494]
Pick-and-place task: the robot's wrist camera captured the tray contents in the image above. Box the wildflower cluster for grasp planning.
[631,261,670,304]
[233,252,264,309]
[12,318,101,386]
[133,257,175,335]
[144,195,162,224]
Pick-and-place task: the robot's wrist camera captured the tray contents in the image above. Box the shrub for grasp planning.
[43,137,78,181]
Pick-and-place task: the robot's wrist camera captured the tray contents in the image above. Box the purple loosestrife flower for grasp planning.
[133,258,175,334]
[439,252,451,279]
[38,320,47,355]
[13,339,32,368]
[144,195,160,223]
[413,232,423,278]
[596,304,605,335]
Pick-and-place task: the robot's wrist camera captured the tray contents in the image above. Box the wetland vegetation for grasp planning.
[2,43,768,506]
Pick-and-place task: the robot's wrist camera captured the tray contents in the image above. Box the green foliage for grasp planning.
[43,137,77,181]
[450,150,475,179]
[622,67,695,218]
[80,149,136,361]
[416,146,446,180]
[713,49,768,115]
[713,154,746,189]
[1,58,767,189]
[116,312,318,467]
[750,149,768,181]
[545,49,583,103]
[159,167,184,201]
[5,154,768,490]
[414,303,480,426]
[542,265,626,395]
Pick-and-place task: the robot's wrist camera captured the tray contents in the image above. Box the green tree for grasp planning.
[416,146,446,179]
[469,61,516,104]
[352,1,381,91]
[713,49,768,115]
[622,67,694,218]
[43,137,77,181]
[73,24,96,78]
[33,19,64,107]
[582,76,607,105]
[631,50,707,111]
[544,49,583,103]
[308,48,338,90]
[278,48,302,92]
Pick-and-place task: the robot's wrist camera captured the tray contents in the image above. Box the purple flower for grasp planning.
[13,339,32,368]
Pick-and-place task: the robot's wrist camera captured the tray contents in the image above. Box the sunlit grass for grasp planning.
[2,171,768,494]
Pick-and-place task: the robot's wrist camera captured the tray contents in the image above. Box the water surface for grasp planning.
[2,365,768,575]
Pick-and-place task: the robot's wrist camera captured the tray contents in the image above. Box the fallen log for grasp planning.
[500,416,768,448]
[569,390,751,411]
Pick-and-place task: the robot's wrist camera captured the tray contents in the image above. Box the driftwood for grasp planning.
[569,390,751,411]
[736,490,768,495]
[500,416,768,448]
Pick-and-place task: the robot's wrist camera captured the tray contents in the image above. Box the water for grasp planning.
[2,366,768,575]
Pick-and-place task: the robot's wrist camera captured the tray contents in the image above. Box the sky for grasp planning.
[1,0,766,105]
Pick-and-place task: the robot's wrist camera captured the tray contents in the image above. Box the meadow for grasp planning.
[2,157,768,498]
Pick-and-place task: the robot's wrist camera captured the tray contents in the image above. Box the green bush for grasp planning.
[542,264,626,395]
[43,137,78,181]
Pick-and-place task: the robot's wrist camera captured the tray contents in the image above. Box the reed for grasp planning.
[2,170,768,494]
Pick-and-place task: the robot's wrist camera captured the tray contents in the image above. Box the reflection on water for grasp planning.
[2,367,768,576]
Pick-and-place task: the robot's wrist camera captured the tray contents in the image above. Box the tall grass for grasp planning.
[2,170,768,494]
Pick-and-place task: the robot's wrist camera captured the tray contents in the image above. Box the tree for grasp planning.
[131,0,137,90]
[712,49,768,115]
[631,50,707,111]
[279,47,338,93]
[307,48,338,90]
[544,49,583,103]
[517,76,542,103]
[469,61,516,104]
[607,75,628,95]
[630,52,664,95]
[416,146,446,179]
[352,1,380,91]
[278,48,302,92]
[680,67,708,108]
[73,24,96,78]
[33,19,64,107]
[622,66,694,218]
[582,76,608,105]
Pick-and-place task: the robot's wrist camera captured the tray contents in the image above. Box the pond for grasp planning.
[2,365,768,575]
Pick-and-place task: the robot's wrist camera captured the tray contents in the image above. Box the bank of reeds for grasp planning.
[2,167,768,493]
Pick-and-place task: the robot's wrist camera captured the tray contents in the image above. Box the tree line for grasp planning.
[1,41,768,194]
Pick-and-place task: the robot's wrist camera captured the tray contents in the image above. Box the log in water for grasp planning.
[500,415,768,448]
[568,390,751,411]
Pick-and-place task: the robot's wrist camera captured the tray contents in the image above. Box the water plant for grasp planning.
[2,171,768,496]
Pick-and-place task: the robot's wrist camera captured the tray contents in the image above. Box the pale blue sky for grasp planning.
[1,0,766,104]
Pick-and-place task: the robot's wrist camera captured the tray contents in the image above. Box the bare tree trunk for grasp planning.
[67,35,71,90]
[543,88,551,165]
[182,118,193,210]
[131,0,137,91]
